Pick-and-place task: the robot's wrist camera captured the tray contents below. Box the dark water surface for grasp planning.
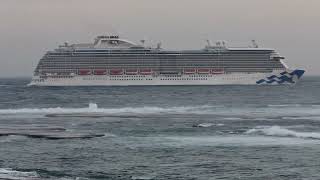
[0,77,320,179]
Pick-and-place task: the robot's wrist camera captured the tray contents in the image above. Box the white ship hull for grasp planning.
[29,69,304,86]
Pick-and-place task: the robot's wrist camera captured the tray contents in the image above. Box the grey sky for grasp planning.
[1,0,319,77]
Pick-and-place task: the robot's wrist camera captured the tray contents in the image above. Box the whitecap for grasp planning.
[195,123,215,127]
[0,103,221,116]
[153,135,319,147]
[216,123,225,126]
[282,116,320,120]
[0,168,39,180]
[194,123,224,127]
[267,104,301,107]
[2,103,320,118]
[245,126,320,139]
[223,117,243,120]
[103,133,117,137]
[131,175,155,180]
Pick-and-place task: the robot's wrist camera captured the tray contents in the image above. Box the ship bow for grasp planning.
[256,69,305,85]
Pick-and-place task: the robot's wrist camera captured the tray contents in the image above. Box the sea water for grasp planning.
[0,77,320,179]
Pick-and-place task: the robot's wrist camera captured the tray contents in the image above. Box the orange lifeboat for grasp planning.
[110,69,124,75]
[197,68,210,74]
[93,69,107,75]
[183,68,196,74]
[78,69,91,75]
[125,69,138,75]
[140,68,152,75]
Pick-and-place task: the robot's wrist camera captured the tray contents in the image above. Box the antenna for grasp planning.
[140,39,145,46]
[206,40,212,48]
[222,41,226,47]
[156,42,162,49]
[252,40,258,48]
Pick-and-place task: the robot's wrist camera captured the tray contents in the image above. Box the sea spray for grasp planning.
[246,126,320,139]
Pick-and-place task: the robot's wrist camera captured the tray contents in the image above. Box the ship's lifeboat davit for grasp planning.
[140,68,152,75]
[125,69,138,75]
[211,68,224,74]
[110,69,124,75]
[197,68,210,74]
[93,69,107,75]
[183,68,196,74]
[79,69,91,75]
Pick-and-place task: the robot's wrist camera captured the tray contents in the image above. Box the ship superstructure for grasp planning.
[29,35,304,86]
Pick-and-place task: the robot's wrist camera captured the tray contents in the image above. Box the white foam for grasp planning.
[216,123,225,126]
[149,135,319,147]
[196,123,224,127]
[246,126,320,139]
[267,104,301,107]
[223,117,243,120]
[131,175,155,180]
[282,116,320,120]
[0,168,39,180]
[1,103,320,118]
[103,133,117,137]
[196,123,214,127]
[0,103,219,115]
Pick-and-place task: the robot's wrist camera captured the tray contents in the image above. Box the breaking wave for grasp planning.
[194,123,224,127]
[246,126,320,139]
[149,135,318,147]
[267,104,302,107]
[281,116,320,120]
[1,103,320,117]
[0,168,39,180]
[0,103,220,115]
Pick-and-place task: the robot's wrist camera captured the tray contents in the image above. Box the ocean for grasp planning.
[0,77,320,180]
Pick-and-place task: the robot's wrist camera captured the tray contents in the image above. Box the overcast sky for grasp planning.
[0,0,319,77]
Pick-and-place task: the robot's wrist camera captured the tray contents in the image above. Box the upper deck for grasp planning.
[55,35,275,54]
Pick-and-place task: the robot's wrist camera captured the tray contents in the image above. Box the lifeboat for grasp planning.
[183,68,196,74]
[140,68,152,75]
[78,69,91,75]
[197,68,210,74]
[93,69,107,75]
[110,69,124,75]
[211,68,224,74]
[125,69,138,75]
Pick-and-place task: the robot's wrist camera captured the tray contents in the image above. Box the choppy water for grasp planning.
[0,77,320,179]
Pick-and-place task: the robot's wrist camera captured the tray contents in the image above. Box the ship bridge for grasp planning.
[57,35,144,50]
[93,35,139,49]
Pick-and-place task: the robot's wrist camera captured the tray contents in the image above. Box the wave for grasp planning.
[245,126,320,139]
[0,103,220,115]
[267,104,302,107]
[0,124,106,140]
[0,168,39,180]
[147,135,318,147]
[1,103,320,118]
[0,135,27,143]
[223,117,243,120]
[131,175,156,180]
[281,116,320,120]
[194,123,224,127]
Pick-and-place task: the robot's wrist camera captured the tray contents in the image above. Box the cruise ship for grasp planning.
[29,35,305,86]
